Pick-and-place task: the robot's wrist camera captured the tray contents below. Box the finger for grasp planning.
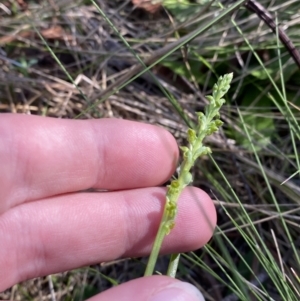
[0,114,178,212]
[87,275,205,301]
[0,187,216,291]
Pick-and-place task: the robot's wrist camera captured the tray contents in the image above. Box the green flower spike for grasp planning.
[144,73,233,277]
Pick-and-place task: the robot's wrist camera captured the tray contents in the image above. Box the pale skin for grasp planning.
[0,114,217,300]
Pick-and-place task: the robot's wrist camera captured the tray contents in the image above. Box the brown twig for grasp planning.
[244,0,300,69]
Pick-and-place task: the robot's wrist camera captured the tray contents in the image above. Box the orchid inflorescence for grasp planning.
[144,73,233,277]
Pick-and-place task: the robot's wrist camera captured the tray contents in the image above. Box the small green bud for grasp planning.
[168,180,180,195]
[217,98,226,107]
[171,180,180,188]
[202,146,212,155]
[206,123,218,135]
[180,146,190,159]
[206,95,214,103]
[196,112,206,132]
[187,128,197,143]
[215,119,223,127]
[213,83,219,96]
[223,73,233,86]
[193,146,211,160]
[206,120,223,135]
[165,220,175,235]
[166,198,176,213]
[196,111,205,120]
[165,197,177,230]
[182,171,193,186]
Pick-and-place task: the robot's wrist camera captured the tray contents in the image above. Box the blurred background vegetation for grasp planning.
[1,0,300,300]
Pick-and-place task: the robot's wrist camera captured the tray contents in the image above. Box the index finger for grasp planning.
[0,114,179,213]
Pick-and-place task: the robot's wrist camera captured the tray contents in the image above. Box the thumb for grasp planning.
[87,275,205,301]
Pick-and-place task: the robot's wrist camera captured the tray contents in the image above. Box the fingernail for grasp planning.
[149,282,205,301]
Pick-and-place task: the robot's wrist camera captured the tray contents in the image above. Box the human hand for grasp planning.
[0,114,216,300]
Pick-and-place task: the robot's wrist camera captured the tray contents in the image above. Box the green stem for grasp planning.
[144,211,168,276]
[167,253,180,277]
